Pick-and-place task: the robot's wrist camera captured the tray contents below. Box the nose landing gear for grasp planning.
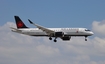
[85,36,87,41]
[85,38,87,41]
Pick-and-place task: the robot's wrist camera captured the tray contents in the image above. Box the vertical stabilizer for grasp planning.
[14,16,28,28]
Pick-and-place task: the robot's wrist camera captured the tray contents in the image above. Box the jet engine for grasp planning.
[61,36,71,40]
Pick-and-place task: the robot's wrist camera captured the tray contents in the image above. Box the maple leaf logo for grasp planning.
[17,21,23,28]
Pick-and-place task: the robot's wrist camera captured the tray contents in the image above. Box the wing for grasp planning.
[28,19,55,35]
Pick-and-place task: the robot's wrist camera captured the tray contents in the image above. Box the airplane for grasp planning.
[10,16,94,42]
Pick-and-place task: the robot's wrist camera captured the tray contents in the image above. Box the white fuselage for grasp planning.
[12,28,94,37]
[12,16,94,42]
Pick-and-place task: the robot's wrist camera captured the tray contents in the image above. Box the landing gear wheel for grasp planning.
[49,37,52,40]
[54,39,57,42]
[85,39,87,41]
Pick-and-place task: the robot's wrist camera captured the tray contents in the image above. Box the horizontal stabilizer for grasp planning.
[10,27,22,32]
[10,27,18,30]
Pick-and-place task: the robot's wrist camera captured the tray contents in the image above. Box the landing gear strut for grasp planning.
[85,36,87,41]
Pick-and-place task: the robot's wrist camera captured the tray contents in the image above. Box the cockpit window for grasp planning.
[85,29,90,31]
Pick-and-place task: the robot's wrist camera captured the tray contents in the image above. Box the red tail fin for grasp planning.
[14,16,28,28]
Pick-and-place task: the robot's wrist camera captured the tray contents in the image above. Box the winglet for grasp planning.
[28,19,33,24]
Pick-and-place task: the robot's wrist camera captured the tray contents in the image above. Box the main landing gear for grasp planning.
[49,37,57,42]
[49,37,52,40]
[54,39,57,42]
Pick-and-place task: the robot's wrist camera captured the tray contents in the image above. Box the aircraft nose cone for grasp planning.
[90,32,94,35]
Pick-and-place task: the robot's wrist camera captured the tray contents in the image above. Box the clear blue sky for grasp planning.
[0,0,105,29]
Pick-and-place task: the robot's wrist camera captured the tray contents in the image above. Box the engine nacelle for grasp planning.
[54,32,64,37]
[61,36,71,40]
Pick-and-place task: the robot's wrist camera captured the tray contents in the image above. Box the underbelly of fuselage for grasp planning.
[23,32,91,37]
